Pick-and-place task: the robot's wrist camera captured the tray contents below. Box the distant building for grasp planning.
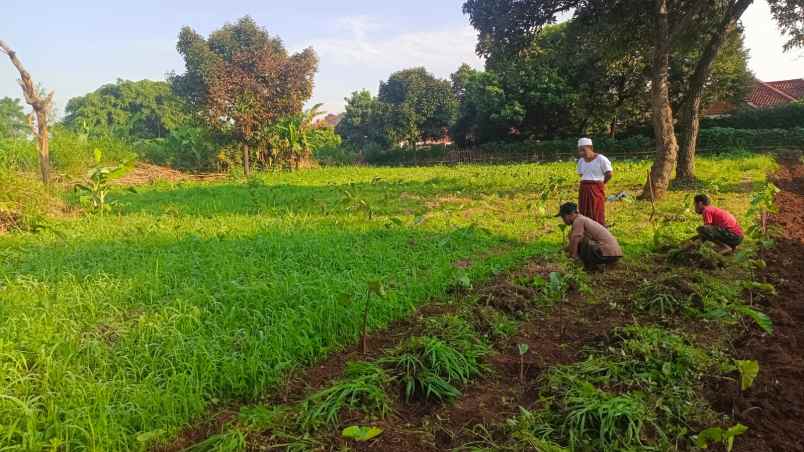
[316,113,343,128]
[705,78,804,117]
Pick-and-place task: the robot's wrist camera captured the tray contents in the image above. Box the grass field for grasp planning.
[0,152,774,450]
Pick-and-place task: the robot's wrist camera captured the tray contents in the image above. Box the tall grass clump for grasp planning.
[505,326,727,450]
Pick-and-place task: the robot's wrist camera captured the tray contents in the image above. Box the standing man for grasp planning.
[557,202,623,270]
[692,194,744,252]
[576,138,613,227]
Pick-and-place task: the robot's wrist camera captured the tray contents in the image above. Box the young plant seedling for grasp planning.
[364,280,386,355]
[695,424,748,452]
[517,343,529,384]
[734,359,759,392]
[75,149,134,213]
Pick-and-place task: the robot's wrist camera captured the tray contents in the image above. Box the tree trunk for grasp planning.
[36,110,50,184]
[641,0,678,200]
[0,40,54,185]
[243,143,251,177]
[676,0,753,181]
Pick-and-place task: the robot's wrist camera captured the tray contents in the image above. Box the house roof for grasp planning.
[746,79,804,108]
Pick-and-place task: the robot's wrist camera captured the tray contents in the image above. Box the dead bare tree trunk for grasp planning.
[676,0,753,181]
[641,0,678,200]
[0,40,54,184]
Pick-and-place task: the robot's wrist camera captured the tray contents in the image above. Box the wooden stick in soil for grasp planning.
[647,169,657,222]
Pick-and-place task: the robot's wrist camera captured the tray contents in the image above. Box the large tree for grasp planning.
[377,67,459,148]
[171,16,318,175]
[0,97,28,139]
[336,90,383,149]
[463,0,803,198]
[0,40,54,184]
[64,79,185,140]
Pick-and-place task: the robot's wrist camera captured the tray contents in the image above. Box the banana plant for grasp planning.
[75,149,134,212]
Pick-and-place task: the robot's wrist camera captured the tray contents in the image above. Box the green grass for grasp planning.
[0,153,774,450]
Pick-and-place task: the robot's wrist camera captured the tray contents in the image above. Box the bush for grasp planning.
[49,127,136,177]
[0,137,38,172]
[0,169,63,231]
[698,127,804,149]
[702,102,804,130]
[313,144,360,166]
[136,125,220,172]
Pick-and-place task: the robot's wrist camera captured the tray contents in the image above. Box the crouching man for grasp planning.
[692,194,744,253]
[557,202,623,270]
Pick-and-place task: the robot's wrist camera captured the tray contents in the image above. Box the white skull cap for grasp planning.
[578,138,593,148]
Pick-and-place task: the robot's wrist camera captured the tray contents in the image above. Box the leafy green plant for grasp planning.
[732,304,774,334]
[297,362,391,432]
[380,334,488,402]
[341,425,383,442]
[734,360,759,391]
[75,149,134,212]
[564,382,652,451]
[695,424,748,451]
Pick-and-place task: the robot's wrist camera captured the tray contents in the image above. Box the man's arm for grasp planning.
[567,220,584,258]
[568,234,582,258]
[601,156,613,184]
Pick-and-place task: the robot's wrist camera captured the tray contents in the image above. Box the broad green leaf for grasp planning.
[93,148,102,164]
[735,360,759,391]
[342,425,383,442]
[695,427,724,448]
[733,305,774,335]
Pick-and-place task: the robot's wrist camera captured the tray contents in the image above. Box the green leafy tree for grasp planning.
[0,97,28,139]
[171,16,318,175]
[377,67,458,148]
[463,0,803,197]
[63,79,185,140]
[336,90,382,149]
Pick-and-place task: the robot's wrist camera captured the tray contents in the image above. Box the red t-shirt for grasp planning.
[702,206,743,237]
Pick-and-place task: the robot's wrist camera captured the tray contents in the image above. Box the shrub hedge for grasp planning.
[361,128,804,166]
[701,102,804,130]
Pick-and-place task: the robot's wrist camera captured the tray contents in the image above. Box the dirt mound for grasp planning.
[715,158,804,452]
[115,163,224,186]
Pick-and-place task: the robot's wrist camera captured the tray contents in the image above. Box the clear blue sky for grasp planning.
[1,1,801,116]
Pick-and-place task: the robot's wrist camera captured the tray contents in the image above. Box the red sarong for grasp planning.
[579,181,606,226]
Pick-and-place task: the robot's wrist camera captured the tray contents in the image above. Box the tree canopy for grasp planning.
[63,79,185,140]
[463,0,801,196]
[378,67,459,147]
[0,97,28,139]
[170,16,318,174]
[338,68,458,150]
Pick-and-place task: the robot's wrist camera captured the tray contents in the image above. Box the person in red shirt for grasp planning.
[693,194,744,251]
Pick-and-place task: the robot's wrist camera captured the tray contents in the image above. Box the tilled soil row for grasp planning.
[722,157,804,452]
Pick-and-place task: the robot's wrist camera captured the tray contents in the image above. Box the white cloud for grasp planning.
[305,16,484,113]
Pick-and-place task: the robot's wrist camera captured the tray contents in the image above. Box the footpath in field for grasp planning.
[725,158,804,452]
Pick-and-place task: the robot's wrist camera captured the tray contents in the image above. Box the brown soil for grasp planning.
[303,264,634,452]
[115,163,224,186]
[711,157,804,452]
